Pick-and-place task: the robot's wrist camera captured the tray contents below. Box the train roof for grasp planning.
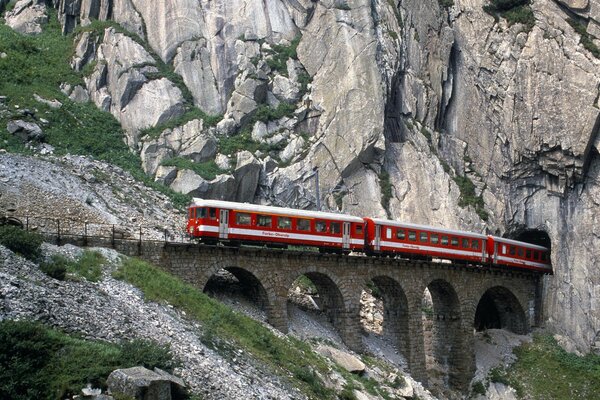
[491,236,548,251]
[368,218,488,239]
[189,199,364,223]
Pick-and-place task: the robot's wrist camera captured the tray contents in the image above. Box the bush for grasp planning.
[483,0,535,31]
[0,320,176,399]
[161,158,228,181]
[41,251,105,282]
[0,225,43,260]
[40,257,67,280]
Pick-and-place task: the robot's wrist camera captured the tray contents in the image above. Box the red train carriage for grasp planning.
[364,218,487,263]
[187,199,365,252]
[488,236,551,273]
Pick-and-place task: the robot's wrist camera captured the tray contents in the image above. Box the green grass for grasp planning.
[160,158,227,181]
[41,250,106,282]
[112,257,336,399]
[379,170,393,218]
[0,320,175,400]
[265,36,301,76]
[483,0,535,32]
[0,225,44,261]
[453,174,489,221]
[567,18,600,59]
[498,334,600,399]
[0,13,193,209]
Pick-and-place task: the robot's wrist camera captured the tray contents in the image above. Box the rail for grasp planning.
[2,214,193,247]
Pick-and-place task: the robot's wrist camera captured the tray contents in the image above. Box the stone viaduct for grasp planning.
[104,240,543,391]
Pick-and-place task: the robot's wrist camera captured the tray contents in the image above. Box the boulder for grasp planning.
[69,85,90,103]
[33,93,62,109]
[169,169,208,197]
[153,368,188,400]
[279,135,306,163]
[7,120,44,142]
[5,0,48,35]
[272,75,301,103]
[316,345,365,374]
[154,166,178,187]
[251,121,268,141]
[233,150,261,202]
[106,366,171,400]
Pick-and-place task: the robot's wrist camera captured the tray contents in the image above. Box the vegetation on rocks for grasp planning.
[567,18,600,59]
[0,13,190,209]
[161,158,228,181]
[0,225,43,261]
[453,175,489,221]
[265,36,301,77]
[0,320,175,400]
[113,257,338,399]
[483,0,535,31]
[489,334,600,398]
[41,250,106,282]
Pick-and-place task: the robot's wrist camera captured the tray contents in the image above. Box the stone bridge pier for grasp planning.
[145,243,541,391]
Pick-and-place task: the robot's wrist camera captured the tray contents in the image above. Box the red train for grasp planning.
[186,199,552,273]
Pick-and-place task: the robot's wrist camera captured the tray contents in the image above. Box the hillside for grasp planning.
[2,0,600,398]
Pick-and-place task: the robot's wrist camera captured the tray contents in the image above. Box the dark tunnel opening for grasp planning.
[474,292,501,331]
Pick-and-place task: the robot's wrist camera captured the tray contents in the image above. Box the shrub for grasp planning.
[0,225,43,260]
[40,257,67,280]
[483,0,535,31]
[41,251,105,282]
[567,18,600,59]
[379,170,393,218]
[0,320,176,399]
[161,158,227,181]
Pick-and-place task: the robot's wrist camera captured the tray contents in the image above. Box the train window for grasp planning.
[441,236,449,245]
[316,220,327,232]
[526,249,531,259]
[431,234,439,244]
[236,213,251,225]
[451,237,459,247]
[331,222,341,234]
[510,246,516,256]
[355,225,363,235]
[502,245,507,254]
[541,253,547,262]
[534,251,540,260]
[420,232,428,242]
[471,239,479,249]
[408,231,417,241]
[197,208,207,218]
[209,208,217,219]
[518,248,524,257]
[462,238,469,248]
[278,217,291,230]
[396,229,406,240]
[386,228,392,238]
[297,218,310,231]
[257,214,272,227]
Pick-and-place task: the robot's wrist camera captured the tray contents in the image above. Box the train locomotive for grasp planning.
[186,199,552,273]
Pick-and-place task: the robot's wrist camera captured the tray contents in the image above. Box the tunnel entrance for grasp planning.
[474,287,527,334]
[510,228,552,255]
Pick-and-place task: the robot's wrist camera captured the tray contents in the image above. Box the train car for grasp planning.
[364,218,488,263]
[488,236,552,273]
[187,199,365,252]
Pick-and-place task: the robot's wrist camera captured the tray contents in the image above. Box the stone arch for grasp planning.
[422,278,464,390]
[204,266,270,309]
[365,275,411,358]
[474,286,528,334]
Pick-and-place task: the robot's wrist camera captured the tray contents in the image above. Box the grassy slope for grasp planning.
[0,320,175,400]
[495,334,600,399]
[0,11,190,208]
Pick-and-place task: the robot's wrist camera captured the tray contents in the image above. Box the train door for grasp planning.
[481,239,487,263]
[342,222,350,249]
[375,225,381,251]
[219,209,229,239]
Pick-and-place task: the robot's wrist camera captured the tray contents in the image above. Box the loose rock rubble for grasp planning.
[0,244,303,399]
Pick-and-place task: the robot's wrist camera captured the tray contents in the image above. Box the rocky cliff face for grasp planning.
[4,0,600,354]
